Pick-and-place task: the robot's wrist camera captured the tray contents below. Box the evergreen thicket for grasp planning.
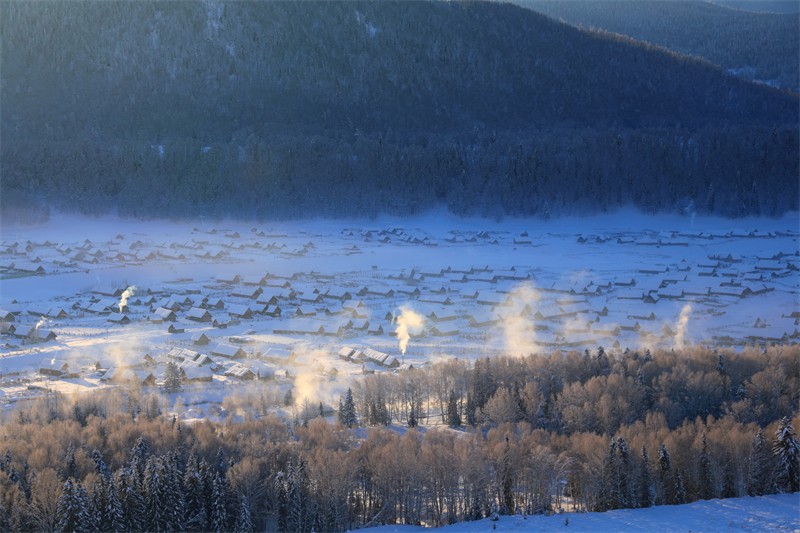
[1,1,797,223]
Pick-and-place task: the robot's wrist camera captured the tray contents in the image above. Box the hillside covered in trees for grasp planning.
[513,0,800,92]
[1,1,798,222]
[0,346,797,531]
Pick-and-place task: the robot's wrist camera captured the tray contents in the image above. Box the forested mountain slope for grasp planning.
[512,0,800,92]
[1,1,797,221]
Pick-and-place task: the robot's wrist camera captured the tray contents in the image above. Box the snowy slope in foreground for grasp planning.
[370,494,799,533]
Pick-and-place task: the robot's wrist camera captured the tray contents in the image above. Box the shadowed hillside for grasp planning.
[1,1,797,221]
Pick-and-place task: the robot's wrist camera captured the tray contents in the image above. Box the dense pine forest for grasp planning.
[513,0,800,92]
[1,1,798,222]
[1,345,797,532]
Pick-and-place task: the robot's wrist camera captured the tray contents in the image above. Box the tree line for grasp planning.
[0,345,796,531]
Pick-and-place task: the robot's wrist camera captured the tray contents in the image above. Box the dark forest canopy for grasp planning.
[511,0,800,92]
[1,1,798,222]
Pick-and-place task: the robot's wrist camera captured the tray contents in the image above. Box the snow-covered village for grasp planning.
[0,211,798,408]
[2,1,799,531]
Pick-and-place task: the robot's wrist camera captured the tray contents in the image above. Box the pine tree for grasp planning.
[447,390,461,428]
[773,416,800,493]
[698,433,714,500]
[56,478,86,533]
[126,394,139,421]
[466,393,477,427]
[87,475,104,533]
[275,471,289,533]
[72,404,87,427]
[184,454,208,532]
[600,437,617,511]
[210,473,227,533]
[721,453,737,499]
[104,474,124,533]
[63,443,77,481]
[284,388,294,407]
[117,467,144,532]
[318,401,325,418]
[747,429,771,496]
[637,446,653,508]
[143,456,170,532]
[215,446,227,476]
[163,361,182,393]
[164,451,186,531]
[342,388,357,428]
[234,494,254,533]
[407,403,418,428]
[617,436,632,508]
[657,444,673,505]
[674,470,687,505]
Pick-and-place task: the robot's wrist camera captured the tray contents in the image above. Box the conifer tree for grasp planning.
[698,433,714,500]
[284,389,294,407]
[600,437,617,511]
[184,454,208,532]
[143,456,169,532]
[657,444,673,505]
[674,470,687,505]
[55,478,86,533]
[747,429,771,496]
[721,453,737,499]
[103,474,124,533]
[275,471,288,533]
[773,416,800,493]
[163,361,183,393]
[234,494,254,533]
[447,390,462,428]
[342,388,357,428]
[637,446,653,508]
[116,467,144,532]
[617,436,632,508]
[466,393,477,427]
[210,472,227,533]
[407,403,418,428]
[63,443,77,481]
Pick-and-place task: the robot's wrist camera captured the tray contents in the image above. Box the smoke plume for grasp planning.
[119,286,137,312]
[673,304,692,348]
[394,306,426,356]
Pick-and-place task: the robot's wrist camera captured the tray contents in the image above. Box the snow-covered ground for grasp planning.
[370,493,800,533]
[0,208,797,410]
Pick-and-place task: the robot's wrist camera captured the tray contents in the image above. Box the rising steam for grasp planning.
[394,306,426,355]
[673,304,692,348]
[35,317,48,330]
[119,286,137,312]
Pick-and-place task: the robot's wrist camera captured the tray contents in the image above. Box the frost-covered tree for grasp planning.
[163,362,182,394]
[773,416,800,493]
[674,470,687,505]
[210,472,227,533]
[341,388,357,428]
[747,428,772,496]
[698,433,714,500]
[184,454,207,532]
[143,456,170,532]
[657,444,673,505]
[637,445,653,508]
[234,494,254,533]
[55,478,86,533]
[447,390,462,428]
